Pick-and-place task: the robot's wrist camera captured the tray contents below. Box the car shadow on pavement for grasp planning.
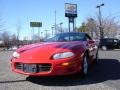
[26,59,120,86]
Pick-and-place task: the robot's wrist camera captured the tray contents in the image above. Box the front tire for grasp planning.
[81,53,89,77]
[94,50,99,64]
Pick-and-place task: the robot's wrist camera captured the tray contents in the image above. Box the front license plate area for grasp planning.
[23,64,37,73]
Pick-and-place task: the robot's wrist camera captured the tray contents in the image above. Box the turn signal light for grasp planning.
[61,62,70,66]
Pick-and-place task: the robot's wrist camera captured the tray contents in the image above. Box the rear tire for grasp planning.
[101,46,107,50]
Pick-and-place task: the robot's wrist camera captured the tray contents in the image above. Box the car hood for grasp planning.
[16,41,85,63]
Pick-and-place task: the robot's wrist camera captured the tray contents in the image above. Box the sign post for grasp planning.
[30,22,42,42]
[65,3,77,32]
[30,22,42,27]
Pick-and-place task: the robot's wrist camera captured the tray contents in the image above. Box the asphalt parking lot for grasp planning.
[0,50,120,90]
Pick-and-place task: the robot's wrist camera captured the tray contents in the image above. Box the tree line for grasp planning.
[77,15,120,39]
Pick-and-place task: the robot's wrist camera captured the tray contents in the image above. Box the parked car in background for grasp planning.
[8,46,18,51]
[11,32,99,77]
[99,38,120,50]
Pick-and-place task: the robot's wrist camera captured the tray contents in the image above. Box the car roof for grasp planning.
[57,32,86,35]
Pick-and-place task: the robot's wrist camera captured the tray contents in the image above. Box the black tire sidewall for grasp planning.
[81,53,89,77]
[94,50,99,63]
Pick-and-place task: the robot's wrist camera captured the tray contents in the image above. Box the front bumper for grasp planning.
[11,58,83,76]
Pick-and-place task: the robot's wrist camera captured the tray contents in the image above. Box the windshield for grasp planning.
[45,33,85,42]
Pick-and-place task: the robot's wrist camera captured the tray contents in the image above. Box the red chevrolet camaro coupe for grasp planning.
[11,32,99,76]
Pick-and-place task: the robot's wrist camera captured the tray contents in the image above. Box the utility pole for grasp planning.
[96,3,104,39]
[38,27,40,39]
[59,22,63,33]
[55,10,57,34]
[41,32,43,39]
[45,30,49,39]
[51,27,54,36]
[16,21,21,48]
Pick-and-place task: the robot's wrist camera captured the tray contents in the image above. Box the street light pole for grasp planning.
[96,3,104,39]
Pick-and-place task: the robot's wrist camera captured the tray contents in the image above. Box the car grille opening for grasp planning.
[15,63,23,70]
[15,63,52,73]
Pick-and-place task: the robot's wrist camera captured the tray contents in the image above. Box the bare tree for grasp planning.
[0,15,6,32]
[102,16,119,38]
[86,18,99,38]
[11,34,17,46]
[2,31,10,46]
[0,14,7,43]
[95,12,120,38]
[79,15,120,39]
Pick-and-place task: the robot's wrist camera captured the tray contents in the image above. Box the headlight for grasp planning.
[13,51,20,58]
[53,52,75,60]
